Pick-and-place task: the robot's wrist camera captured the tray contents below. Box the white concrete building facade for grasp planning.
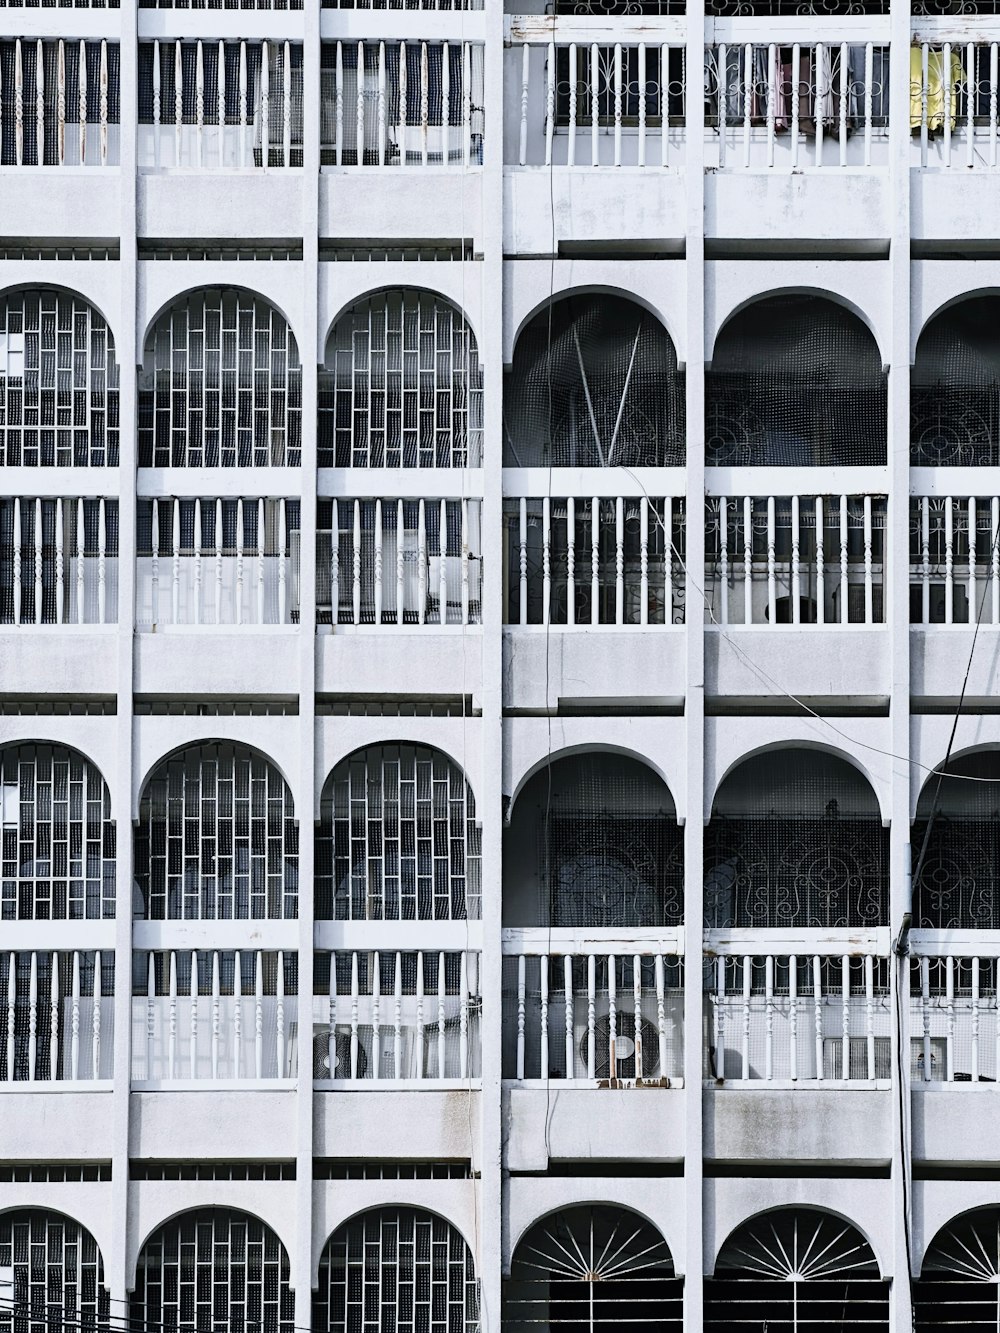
[1,0,1000,1330]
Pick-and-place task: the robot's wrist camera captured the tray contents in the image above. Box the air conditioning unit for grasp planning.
[312,1027,369,1080]
[575,1006,662,1081]
[823,1036,891,1080]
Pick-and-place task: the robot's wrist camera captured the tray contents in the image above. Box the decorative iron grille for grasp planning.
[912,753,1000,929]
[134,742,298,921]
[0,1210,110,1333]
[132,1210,294,1333]
[314,1208,479,1333]
[915,1208,1000,1329]
[138,290,301,468]
[0,744,115,921]
[912,297,1000,466]
[316,744,480,920]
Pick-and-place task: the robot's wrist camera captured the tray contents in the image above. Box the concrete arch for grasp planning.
[134,737,296,820]
[509,284,682,370]
[318,738,480,815]
[0,1204,111,1280]
[916,1201,1000,1273]
[709,285,886,371]
[708,1203,887,1279]
[912,742,1000,811]
[312,1203,478,1287]
[508,1200,678,1272]
[913,288,1000,363]
[507,743,680,824]
[321,286,483,364]
[128,1204,294,1293]
[140,285,300,359]
[709,740,889,826]
[0,282,119,348]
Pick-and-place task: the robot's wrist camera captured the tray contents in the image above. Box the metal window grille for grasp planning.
[504,1206,682,1331]
[912,752,1000,929]
[706,295,887,466]
[503,295,685,467]
[319,291,482,469]
[915,1208,1000,1329]
[316,744,481,921]
[504,497,686,626]
[911,955,1000,1083]
[912,297,1000,465]
[312,949,481,1080]
[0,1164,110,1183]
[132,949,298,1079]
[321,0,481,10]
[502,953,684,1081]
[909,495,1000,624]
[0,40,119,165]
[138,290,302,468]
[140,1,300,9]
[0,498,118,625]
[317,497,482,626]
[131,1162,295,1180]
[320,42,484,166]
[0,951,114,1081]
[0,744,115,921]
[705,750,888,929]
[131,1210,294,1333]
[0,1211,110,1333]
[136,497,301,627]
[134,742,298,921]
[0,290,119,467]
[505,754,683,929]
[138,41,304,169]
[705,1209,889,1331]
[314,1208,479,1333]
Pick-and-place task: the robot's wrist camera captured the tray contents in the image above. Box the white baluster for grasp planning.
[438,499,448,625]
[519,44,529,167]
[174,40,183,166]
[632,955,642,1080]
[741,955,751,1080]
[5,954,14,1082]
[215,498,224,625]
[145,955,155,1081]
[49,953,59,1081]
[516,958,526,1077]
[946,954,955,1082]
[814,955,824,1080]
[715,957,725,1080]
[99,40,108,166]
[235,499,245,626]
[541,497,551,626]
[564,955,574,1078]
[791,495,800,624]
[257,498,266,625]
[815,44,825,167]
[568,44,577,168]
[742,43,752,169]
[841,956,851,1081]
[765,954,774,1081]
[398,42,408,165]
[566,497,576,626]
[743,496,753,625]
[972,956,981,1083]
[615,496,624,625]
[167,951,177,1079]
[766,44,776,168]
[437,951,446,1078]
[282,42,291,168]
[171,499,180,625]
[195,41,204,168]
[217,42,226,168]
[377,43,387,167]
[815,496,825,625]
[260,41,270,169]
[655,954,668,1078]
[718,497,729,627]
[350,951,360,1080]
[395,500,404,626]
[840,41,849,167]
[461,499,470,626]
[254,950,264,1080]
[587,954,596,1079]
[233,951,243,1079]
[863,495,874,624]
[372,952,382,1078]
[92,952,101,1080]
[863,41,873,166]
[57,41,65,167]
[790,43,800,167]
[607,954,618,1081]
[276,953,285,1079]
[462,42,471,168]
[393,952,402,1079]
[943,42,952,166]
[54,498,64,627]
[79,40,88,166]
[840,494,849,625]
[539,954,549,1080]
[789,955,798,1082]
[921,957,931,1082]
[637,44,646,168]
[591,497,600,626]
[945,495,955,624]
[591,43,599,166]
[14,40,23,167]
[921,496,931,625]
[766,496,776,625]
[334,42,343,166]
[415,952,425,1079]
[33,499,41,625]
[11,500,21,625]
[639,499,649,626]
[355,42,365,166]
[545,42,555,167]
[211,951,220,1079]
[865,955,875,1081]
[190,952,198,1080]
[517,497,527,624]
[35,40,44,167]
[419,42,429,167]
[459,951,470,1079]
[613,43,623,167]
[991,44,999,169]
[993,497,1000,624]
[418,498,427,625]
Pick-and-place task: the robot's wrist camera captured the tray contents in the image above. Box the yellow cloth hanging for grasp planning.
[910,46,965,131]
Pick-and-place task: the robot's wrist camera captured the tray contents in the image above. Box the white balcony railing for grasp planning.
[911,953,1000,1083]
[911,41,1000,170]
[910,496,1000,624]
[0,39,118,167]
[503,496,685,626]
[704,494,886,625]
[0,498,118,626]
[1,951,114,1084]
[312,949,481,1083]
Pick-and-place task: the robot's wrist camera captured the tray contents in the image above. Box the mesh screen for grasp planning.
[909,496,1000,623]
[0,743,115,921]
[505,1206,682,1332]
[504,754,682,928]
[706,295,886,466]
[0,952,115,1081]
[916,1208,1000,1327]
[911,957,999,1082]
[0,41,121,166]
[0,1211,110,1333]
[0,498,119,625]
[134,742,298,921]
[504,295,684,467]
[132,1211,294,1333]
[912,297,1000,466]
[912,752,1000,928]
[138,290,301,467]
[314,1208,479,1333]
[316,744,481,921]
[706,750,887,929]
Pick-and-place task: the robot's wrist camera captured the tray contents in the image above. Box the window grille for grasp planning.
[317,498,482,626]
[0,1164,110,1183]
[140,1,300,9]
[915,1207,1000,1329]
[314,1208,479,1333]
[136,498,300,627]
[313,949,481,1080]
[131,1161,295,1180]
[132,1210,294,1333]
[912,752,1000,929]
[132,949,298,1079]
[705,494,887,626]
[503,295,685,467]
[0,498,118,625]
[504,497,686,626]
[0,40,119,166]
[504,753,683,929]
[910,496,1000,623]
[138,290,301,468]
[0,290,119,467]
[320,42,484,167]
[706,295,887,466]
[912,297,1000,465]
[319,291,482,469]
[705,749,888,930]
[0,951,114,1081]
[135,742,298,921]
[0,700,115,716]
[313,1161,471,1179]
[705,1208,889,1331]
[0,1211,110,1333]
[911,955,1000,1083]
[134,700,297,716]
[554,0,683,11]
[322,0,480,9]
[504,1206,682,1332]
[0,744,115,921]
[502,952,684,1081]
[316,744,480,921]
[138,41,303,169]
[316,696,474,717]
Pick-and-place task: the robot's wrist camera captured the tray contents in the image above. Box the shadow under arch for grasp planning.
[914,1203,1000,1327]
[911,747,1000,930]
[912,292,1000,466]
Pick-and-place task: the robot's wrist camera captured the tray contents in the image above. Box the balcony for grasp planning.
[0,949,114,1085]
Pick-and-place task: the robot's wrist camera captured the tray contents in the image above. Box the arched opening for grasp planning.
[912,296,1000,466]
[316,744,480,921]
[132,1210,293,1333]
[318,290,483,468]
[0,1209,110,1333]
[0,289,119,467]
[138,290,301,467]
[914,1207,1000,1328]
[705,1207,889,1330]
[504,294,685,467]
[912,750,1000,930]
[504,1205,682,1331]
[706,294,886,466]
[705,748,888,929]
[134,742,298,921]
[314,1208,478,1333]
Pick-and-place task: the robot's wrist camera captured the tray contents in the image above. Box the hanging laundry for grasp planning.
[910,45,965,132]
